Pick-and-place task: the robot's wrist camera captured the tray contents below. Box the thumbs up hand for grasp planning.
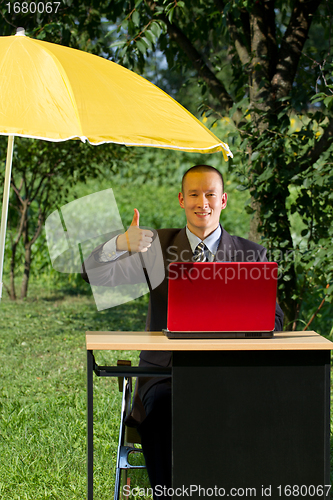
[116,209,154,253]
[130,208,140,227]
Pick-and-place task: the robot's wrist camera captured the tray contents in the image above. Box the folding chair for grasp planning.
[114,360,146,500]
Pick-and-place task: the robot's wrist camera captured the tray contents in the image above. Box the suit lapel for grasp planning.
[215,226,237,262]
[169,227,193,263]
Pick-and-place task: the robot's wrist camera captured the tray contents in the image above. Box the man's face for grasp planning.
[178,171,227,239]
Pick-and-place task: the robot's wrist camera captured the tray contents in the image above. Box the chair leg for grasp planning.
[120,469,130,500]
[114,468,121,500]
[114,373,146,500]
[114,376,128,500]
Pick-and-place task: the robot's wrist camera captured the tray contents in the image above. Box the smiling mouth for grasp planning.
[195,212,211,216]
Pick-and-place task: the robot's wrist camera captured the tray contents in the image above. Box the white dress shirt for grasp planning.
[186,225,221,262]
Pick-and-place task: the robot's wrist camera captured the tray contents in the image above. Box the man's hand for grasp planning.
[116,209,154,253]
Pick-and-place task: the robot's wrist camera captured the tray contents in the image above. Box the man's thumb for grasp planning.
[130,208,140,227]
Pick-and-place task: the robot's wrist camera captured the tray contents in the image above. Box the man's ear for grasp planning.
[178,192,185,209]
[221,192,228,210]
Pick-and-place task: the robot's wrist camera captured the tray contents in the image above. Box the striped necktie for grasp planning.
[193,242,207,262]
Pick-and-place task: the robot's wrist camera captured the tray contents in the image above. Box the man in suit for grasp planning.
[82,165,284,498]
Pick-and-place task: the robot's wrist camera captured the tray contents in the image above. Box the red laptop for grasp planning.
[164,262,278,339]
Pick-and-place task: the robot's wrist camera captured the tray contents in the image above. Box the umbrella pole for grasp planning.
[0,135,14,302]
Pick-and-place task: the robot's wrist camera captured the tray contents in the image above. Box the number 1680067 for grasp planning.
[6,2,61,14]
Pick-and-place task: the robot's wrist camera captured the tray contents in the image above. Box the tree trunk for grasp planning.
[20,204,30,299]
[20,245,31,299]
[9,241,17,300]
[248,199,262,243]
[20,206,44,299]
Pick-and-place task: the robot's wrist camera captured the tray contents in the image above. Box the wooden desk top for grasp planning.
[86,330,333,351]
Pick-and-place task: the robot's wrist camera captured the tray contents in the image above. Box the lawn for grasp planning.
[0,278,151,500]
[1,277,332,499]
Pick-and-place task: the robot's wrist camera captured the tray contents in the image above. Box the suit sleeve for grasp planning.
[274,302,284,331]
[81,245,147,287]
[81,229,164,290]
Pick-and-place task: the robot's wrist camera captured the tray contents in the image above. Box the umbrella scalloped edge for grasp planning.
[0,133,233,159]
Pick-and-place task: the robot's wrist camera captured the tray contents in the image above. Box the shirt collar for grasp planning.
[186,225,222,256]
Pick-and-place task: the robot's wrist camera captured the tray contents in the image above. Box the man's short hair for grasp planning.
[181,165,224,193]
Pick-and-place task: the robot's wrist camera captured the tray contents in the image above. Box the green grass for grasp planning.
[0,278,151,500]
[1,277,333,498]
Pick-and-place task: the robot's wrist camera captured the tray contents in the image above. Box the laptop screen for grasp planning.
[167,262,278,333]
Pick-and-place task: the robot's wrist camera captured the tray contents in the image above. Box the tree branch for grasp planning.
[271,0,321,100]
[30,173,49,203]
[2,279,10,297]
[164,16,234,112]
[303,116,333,165]
[28,209,44,248]
[22,169,29,202]
[213,0,251,66]
[13,202,28,247]
[249,0,277,103]
[286,116,333,177]
[11,178,24,205]
[144,0,234,112]
[303,284,329,331]
[264,0,278,80]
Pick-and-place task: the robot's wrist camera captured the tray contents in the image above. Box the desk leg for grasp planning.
[87,350,94,500]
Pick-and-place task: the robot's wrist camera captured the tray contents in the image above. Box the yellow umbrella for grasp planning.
[0,28,233,299]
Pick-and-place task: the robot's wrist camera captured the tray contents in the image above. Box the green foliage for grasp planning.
[240,102,333,329]
[0,137,132,297]
[0,0,113,53]
[107,0,333,327]
[1,0,333,331]
[62,116,252,237]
